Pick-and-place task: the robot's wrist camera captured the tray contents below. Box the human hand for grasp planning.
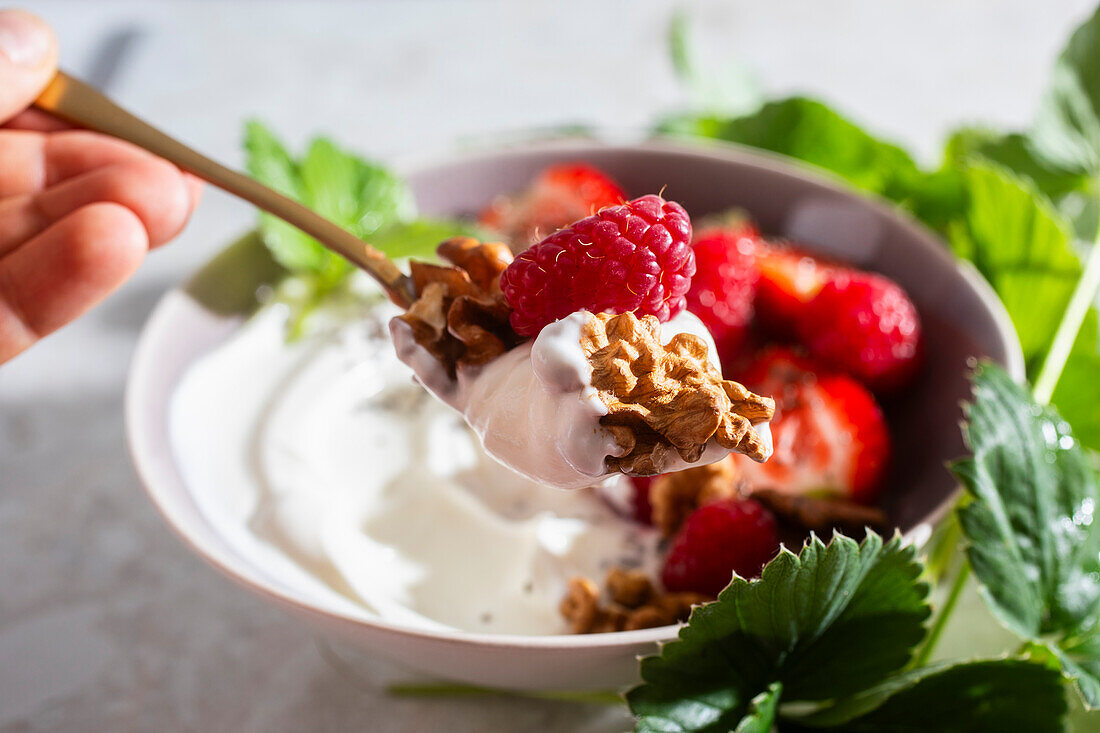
[0,9,201,365]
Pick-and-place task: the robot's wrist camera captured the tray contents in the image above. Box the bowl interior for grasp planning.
[405,139,1022,532]
[128,139,1022,664]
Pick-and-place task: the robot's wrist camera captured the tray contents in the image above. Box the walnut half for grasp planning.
[579,311,774,477]
[395,238,522,377]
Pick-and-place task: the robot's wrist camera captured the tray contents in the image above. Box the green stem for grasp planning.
[1032,231,1100,404]
[911,560,971,669]
[387,682,623,706]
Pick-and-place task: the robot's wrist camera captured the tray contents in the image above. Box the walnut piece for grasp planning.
[579,312,774,477]
[650,455,740,536]
[748,487,887,533]
[561,569,711,634]
[396,238,521,377]
[606,567,656,608]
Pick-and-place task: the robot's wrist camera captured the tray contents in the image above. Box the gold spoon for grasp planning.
[32,71,416,308]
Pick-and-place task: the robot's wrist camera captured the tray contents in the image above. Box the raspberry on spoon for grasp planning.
[500,194,695,337]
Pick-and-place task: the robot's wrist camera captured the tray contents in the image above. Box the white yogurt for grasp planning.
[391,309,772,489]
[170,301,660,635]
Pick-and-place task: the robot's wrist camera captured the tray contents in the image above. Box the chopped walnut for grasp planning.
[560,577,601,634]
[579,312,774,477]
[748,487,887,533]
[650,456,740,536]
[606,567,656,608]
[561,569,711,634]
[396,238,522,377]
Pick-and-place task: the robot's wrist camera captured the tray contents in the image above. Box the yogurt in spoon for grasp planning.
[390,308,773,490]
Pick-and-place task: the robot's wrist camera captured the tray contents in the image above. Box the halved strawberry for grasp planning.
[735,347,890,505]
[754,242,837,337]
[479,162,625,251]
[796,271,923,393]
[686,225,761,366]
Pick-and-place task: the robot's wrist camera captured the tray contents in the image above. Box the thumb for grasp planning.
[0,9,57,123]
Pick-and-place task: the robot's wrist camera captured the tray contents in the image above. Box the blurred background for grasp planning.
[1,1,1096,730]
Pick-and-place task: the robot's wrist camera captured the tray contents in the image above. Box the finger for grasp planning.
[0,129,164,197]
[2,109,70,132]
[4,158,194,255]
[0,10,58,123]
[0,202,147,364]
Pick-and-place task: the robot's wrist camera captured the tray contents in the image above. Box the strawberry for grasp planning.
[735,348,891,505]
[797,271,922,393]
[479,162,625,250]
[754,242,836,337]
[661,498,779,596]
[685,225,760,365]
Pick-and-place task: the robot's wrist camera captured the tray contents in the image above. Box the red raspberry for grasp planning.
[661,498,779,597]
[796,272,922,392]
[735,348,891,505]
[686,226,760,365]
[479,163,625,250]
[500,195,695,337]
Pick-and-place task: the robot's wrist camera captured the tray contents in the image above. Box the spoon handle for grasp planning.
[33,71,416,308]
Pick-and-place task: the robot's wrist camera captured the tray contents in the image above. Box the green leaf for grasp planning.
[370,219,489,260]
[665,11,761,117]
[243,121,417,286]
[627,532,929,733]
[657,98,919,195]
[733,683,780,733]
[952,362,1100,705]
[946,163,1082,370]
[944,127,1099,240]
[243,120,322,273]
[786,660,1066,732]
[668,10,695,89]
[1051,312,1100,451]
[946,128,1090,200]
[1031,3,1100,176]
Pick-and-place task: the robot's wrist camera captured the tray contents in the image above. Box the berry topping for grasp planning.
[735,348,891,505]
[500,195,695,338]
[479,162,626,250]
[628,475,655,524]
[796,271,922,392]
[661,497,779,596]
[754,243,836,336]
[686,225,760,364]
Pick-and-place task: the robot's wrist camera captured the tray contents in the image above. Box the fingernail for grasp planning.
[0,11,51,67]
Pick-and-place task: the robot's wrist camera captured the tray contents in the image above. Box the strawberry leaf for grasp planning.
[626,532,929,733]
[785,660,1066,732]
[657,98,918,196]
[1051,312,1100,453]
[952,362,1100,707]
[1030,3,1100,177]
[946,164,1082,371]
[733,683,781,733]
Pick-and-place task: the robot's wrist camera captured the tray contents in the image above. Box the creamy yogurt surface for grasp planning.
[169,300,662,635]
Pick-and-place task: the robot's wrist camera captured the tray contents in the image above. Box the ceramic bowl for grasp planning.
[126,138,1024,691]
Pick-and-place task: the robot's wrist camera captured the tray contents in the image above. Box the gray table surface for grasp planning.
[2,1,1097,730]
